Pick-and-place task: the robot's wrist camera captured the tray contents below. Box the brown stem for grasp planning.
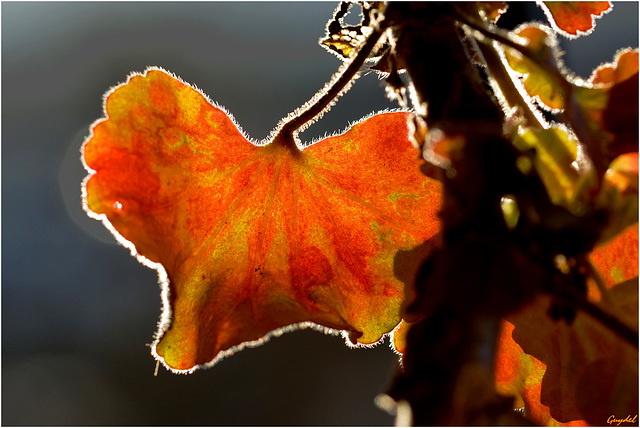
[555,283,639,348]
[476,41,546,130]
[455,7,573,105]
[454,9,540,68]
[271,23,384,151]
[458,8,605,186]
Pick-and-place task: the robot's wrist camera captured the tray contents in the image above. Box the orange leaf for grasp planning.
[82,68,441,372]
[601,72,639,157]
[477,2,508,22]
[494,321,559,424]
[591,50,640,161]
[391,319,411,357]
[497,225,639,425]
[540,1,612,38]
[590,223,639,289]
[589,50,639,87]
[574,49,639,174]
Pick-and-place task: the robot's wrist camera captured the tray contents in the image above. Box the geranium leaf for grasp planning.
[589,49,639,86]
[599,71,639,160]
[82,68,441,372]
[494,320,553,424]
[497,225,639,424]
[585,49,639,157]
[512,285,638,424]
[597,153,639,243]
[391,319,410,356]
[589,224,639,289]
[539,1,612,38]
[477,2,508,23]
[573,49,639,177]
[504,24,565,111]
[512,125,596,214]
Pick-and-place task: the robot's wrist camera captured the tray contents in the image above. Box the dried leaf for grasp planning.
[82,68,441,372]
[319,2,383,61]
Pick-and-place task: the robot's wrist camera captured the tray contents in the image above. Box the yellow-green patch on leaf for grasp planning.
[505,24,566,111]
[82,68,441,372]
[513,126,595,213]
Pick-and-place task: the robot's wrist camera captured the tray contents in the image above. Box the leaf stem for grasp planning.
[457,8,609,185]
[476,41,546,130]
[455,7,574,108]
[555,284,639,348]
[272,20,385,151]
[454,9,542,69]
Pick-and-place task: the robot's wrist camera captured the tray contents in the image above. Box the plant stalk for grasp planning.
[272,18,385,151]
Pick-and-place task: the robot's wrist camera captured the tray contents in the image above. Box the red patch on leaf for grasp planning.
[540,1,612,38]
[82,68,441,372]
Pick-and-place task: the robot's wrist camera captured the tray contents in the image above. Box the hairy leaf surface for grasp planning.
[82,68,441,372]
[540,1,612,38]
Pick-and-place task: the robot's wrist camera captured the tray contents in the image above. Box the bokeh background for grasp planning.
[3,2,637,425]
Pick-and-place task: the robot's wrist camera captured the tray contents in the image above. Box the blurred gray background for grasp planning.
[3,2,637,425]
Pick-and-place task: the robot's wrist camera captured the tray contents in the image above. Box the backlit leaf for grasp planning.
[496,224,639,425]
[589,223,639,290]
[589,49,639,86]
[597,153,639,243]
[504,24,565,111]
[573,49,639,176]
[601,73,639,152]
[477,2,508,23]
[82,68,441,372]
[512,114,637,245]
[320,2,382,61]
[494,321,553,423]
[539,1,612,38]
[391,319,411,357]
[584,49,639,151]
[512,125,596,215]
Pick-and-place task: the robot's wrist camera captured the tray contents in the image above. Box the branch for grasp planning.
[272,9,386,151]
[476,40,547,130]
[554,283,639,348]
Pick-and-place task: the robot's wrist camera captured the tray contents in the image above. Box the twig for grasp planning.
[555,284,639,348]
[272,8,386,151]
[476,40,547,130]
